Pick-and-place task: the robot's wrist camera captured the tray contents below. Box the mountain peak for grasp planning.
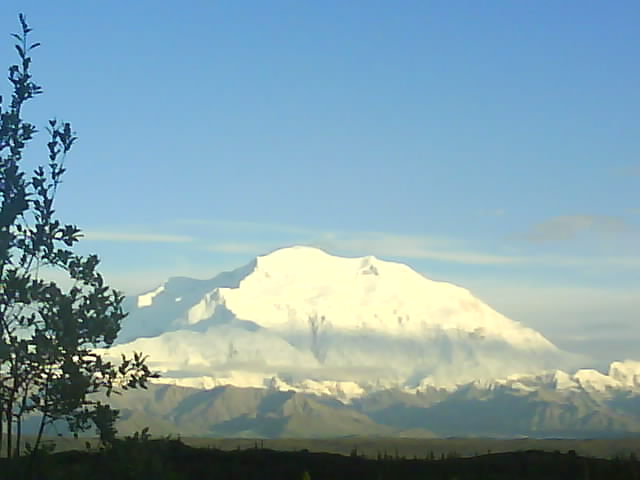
[255,245,382,272]
[262,244,331,256]
[220,246,554,350]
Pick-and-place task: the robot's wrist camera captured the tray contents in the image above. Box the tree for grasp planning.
[0,14,158,458]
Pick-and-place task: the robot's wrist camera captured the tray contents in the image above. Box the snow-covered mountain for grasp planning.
[462,360,640,395]
[88,248,640,438]
[104,246,581,396]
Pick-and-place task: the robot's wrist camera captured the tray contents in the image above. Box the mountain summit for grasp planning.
[110,246,569,394]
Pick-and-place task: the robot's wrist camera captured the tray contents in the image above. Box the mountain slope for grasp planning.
[98,377,640,438]
[25,362,640,438]
[103,384,421,438]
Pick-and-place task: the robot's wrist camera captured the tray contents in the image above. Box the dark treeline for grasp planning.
[1,437,640,480]
[181,435,640,460]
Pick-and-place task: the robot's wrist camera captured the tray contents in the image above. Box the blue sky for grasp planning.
[2,1,639,364]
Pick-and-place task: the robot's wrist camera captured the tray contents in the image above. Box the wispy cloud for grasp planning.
[176,218,313,235]
[83,221,640,270]
[314,231,640,269]
[614,165,640,176]
[83,231,194,243]
[314,232,520,265]
[546,255,640,269]
[205,242,270,254]
[520,215,635,243]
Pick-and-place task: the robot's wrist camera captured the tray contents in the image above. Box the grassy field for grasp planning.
[180,436,640,459]
[10,435,639,460]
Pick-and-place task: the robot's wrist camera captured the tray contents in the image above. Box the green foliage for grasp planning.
[0,13,158,459]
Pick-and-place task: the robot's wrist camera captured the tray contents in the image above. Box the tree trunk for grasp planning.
[0,401,4,456]
[33,374,50,454]
[15,413,21,458]
[34,412,48,454]
[5,408,11,459]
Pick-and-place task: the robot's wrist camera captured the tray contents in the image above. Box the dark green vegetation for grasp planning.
[181,436,640,461]
[12,434,640,461]
[1,437,639,480]
[0,13,156,461]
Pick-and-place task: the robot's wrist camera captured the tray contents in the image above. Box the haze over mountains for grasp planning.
[96,246,640,438]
